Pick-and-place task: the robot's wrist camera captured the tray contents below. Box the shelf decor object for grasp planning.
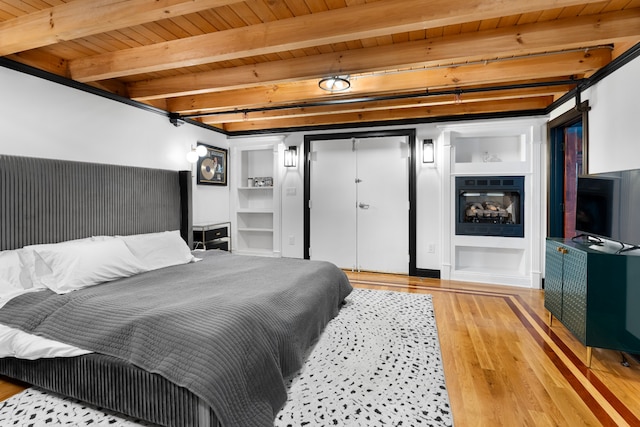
[197,144,228,186]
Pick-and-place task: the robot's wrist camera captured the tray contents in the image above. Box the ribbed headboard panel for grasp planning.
[0,155,189,251]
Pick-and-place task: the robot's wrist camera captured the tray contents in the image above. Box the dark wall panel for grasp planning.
[0,155,185,251]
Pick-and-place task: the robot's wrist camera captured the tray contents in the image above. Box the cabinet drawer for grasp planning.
[202,227,228,241]
[194,227,228,242]
[207,240,229,251]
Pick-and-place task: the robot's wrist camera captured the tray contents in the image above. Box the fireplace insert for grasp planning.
[455,176,524,237]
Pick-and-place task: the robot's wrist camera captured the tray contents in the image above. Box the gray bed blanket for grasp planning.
[0,251,352,427]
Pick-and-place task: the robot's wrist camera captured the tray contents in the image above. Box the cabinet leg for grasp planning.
[586,346,593,368]
[548,311,553,327]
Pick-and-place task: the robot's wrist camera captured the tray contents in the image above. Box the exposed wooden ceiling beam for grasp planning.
[198,85,575,124]
[68,0,608,82]
[613,38,640,58]
[222,97,552,132]
[129,9,640,100]
[6,50,68,76]
[168,48,609,114]
[0,0,245,56]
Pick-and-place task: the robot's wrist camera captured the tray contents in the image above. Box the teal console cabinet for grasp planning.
[545,238,640,367]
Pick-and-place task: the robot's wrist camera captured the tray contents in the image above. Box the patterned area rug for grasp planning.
[0,289,453,427]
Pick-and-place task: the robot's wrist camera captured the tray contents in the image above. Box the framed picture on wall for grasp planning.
[197,144,228,186]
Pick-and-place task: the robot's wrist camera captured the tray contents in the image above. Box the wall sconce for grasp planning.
[284,146,298,167]
[318,76,350,92]
[423,139,435,163]
[186,144,208,163]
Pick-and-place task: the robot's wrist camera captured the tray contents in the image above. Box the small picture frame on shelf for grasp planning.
[253,177,273,187]
[197,144,228,186]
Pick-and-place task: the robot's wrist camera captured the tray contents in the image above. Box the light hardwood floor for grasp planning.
[349,272,640,427]
[1,273,639,426]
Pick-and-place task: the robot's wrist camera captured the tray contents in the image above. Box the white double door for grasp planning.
[309,136,409,274]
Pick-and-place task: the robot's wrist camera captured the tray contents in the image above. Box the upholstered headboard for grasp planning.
[0,155,192,251]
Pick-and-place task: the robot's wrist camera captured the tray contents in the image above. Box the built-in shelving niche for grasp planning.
[230,138,282,257]
[440,120,545,288]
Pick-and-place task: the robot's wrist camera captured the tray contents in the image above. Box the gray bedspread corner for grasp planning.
[0,251,352,427]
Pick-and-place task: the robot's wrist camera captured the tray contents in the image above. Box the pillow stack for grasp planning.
[0,250,31,293]
[0,230,195,295]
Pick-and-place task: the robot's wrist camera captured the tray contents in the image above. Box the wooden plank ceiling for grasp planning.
[1,0,639,133]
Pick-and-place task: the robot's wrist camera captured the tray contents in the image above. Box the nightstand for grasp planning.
[193,222,231,251]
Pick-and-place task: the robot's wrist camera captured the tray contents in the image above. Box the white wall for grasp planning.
[0,65,229,226]
[271,119,543,276]
[550,55,640,174]
[415,128,442,271]
[4,52,638,279]
[273,126,444,266]
[233,53,639,260]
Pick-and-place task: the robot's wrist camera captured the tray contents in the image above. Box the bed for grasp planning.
[0,155,352,427]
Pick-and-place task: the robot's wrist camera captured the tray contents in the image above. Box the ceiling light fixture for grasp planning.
[319,76,350,92]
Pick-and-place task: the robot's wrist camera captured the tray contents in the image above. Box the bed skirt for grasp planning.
[0,354,219,427]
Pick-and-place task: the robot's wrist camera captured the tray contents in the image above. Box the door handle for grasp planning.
[358,203,370,209]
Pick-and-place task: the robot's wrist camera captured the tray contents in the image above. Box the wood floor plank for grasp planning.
[1,271,639,426]
[0,377,27,401]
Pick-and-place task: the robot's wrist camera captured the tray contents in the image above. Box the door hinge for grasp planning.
[308,247,312,257]
[308,200,312,209]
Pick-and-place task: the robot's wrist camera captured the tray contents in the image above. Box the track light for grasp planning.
[169,113,185,127]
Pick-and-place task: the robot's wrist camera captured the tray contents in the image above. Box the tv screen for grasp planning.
[575,177,614,239]
[575,169,640,247]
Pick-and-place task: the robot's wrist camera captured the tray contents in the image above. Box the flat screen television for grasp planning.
[575,168,640,250]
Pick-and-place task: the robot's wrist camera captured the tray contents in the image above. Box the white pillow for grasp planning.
[0,276,19,299]
[118,230,195,271]
[31,238,146,294]
[0,250,32,291]
[19,237,100,290]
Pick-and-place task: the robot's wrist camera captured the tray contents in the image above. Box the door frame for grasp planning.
[547,102,589,238]
[304,129,417,276]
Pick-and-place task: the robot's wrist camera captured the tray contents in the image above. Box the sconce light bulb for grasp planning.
[195,145,208,157]
[186,150,199,164]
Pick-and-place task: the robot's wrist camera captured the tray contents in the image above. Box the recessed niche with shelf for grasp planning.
[454,135,526,164]
[231,140,281,257]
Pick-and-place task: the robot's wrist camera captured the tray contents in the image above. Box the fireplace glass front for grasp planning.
[455,176,524,237]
